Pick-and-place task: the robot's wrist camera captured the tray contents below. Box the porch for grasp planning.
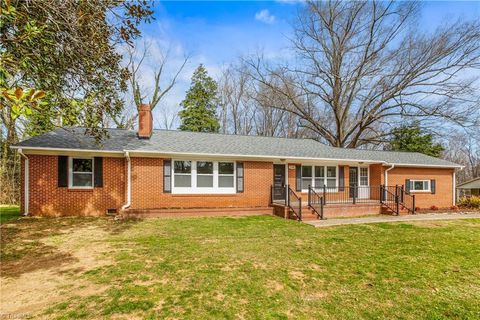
[270,184,416,221]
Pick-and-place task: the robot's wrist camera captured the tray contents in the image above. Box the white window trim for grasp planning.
[68,156,94,189]
[301,165,338,192]
[172,160,236,194]
[409,179,431,193]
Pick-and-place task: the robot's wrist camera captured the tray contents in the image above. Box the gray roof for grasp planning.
[13,127,461,167]
[457,177,480,188]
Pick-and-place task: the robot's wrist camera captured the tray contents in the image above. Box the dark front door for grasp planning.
[349,167,358,198]
[273,164,286,201]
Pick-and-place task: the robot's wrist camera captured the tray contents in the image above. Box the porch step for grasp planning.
[123,207,273,218]
[381,206,410,215]
[274,202,383,221]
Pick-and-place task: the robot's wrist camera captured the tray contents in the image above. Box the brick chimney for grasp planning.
[137,104,153,139]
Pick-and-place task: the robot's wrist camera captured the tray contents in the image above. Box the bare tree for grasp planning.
[443,129,480,182]
[218,64,255,135]
[218,63,305,137]
[112,41,188,129]
[246,1,480,147]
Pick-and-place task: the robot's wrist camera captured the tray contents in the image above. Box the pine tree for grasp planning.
[388,122,444,157]
[178,64,220,132]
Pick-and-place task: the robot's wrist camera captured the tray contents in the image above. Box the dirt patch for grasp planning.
[0,218,124,317]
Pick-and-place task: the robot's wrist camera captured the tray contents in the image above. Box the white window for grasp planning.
[409,180,430,192]
[218,162,235,188]
[197,161,213,188]
[69,157,93,188]
[174,161,192,187]
[301,165,337,191]
[172,160,236,194]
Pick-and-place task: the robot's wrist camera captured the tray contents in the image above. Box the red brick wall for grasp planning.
[387,166,454,209]
[24,155,125,216]
[21,154,455,216]
[130,158,273,209]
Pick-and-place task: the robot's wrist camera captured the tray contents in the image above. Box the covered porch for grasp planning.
[270,162,415,221]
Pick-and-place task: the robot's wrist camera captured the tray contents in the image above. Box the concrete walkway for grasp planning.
[304,212,480,227]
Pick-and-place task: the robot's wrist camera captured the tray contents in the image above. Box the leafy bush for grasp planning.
[457,196,480,209]
[430,205,439,211]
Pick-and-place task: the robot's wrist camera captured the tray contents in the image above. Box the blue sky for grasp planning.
[128,1,480,128]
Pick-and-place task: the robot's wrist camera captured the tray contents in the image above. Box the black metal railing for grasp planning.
[287,185,302,221]
[380,185,399,215]
[272,184,415,218]
[399,185,416,214]
[315,185,382,205]
[308,186,324,220]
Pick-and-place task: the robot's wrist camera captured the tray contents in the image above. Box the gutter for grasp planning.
[10,146,463,169]
[121,152,131,211]
[17,149,29,216]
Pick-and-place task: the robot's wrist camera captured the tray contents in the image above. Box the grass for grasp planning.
[1,207,480,319]
[0,205,21,223]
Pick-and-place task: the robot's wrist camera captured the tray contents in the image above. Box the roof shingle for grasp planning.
[12,127,461,167]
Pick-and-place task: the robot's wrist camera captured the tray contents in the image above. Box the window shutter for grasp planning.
[405,179,410,194]
[338,166,345,191]
[94,157,103,187]
[431,179,436,194]
[58,156,68,187]
[295,165,301,192]
[236,162,244,193]
[164,160,172,193]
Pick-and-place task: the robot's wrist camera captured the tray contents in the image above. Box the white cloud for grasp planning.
[255,9,276,24]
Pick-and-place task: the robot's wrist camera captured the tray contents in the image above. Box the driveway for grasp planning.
[304,212,480,227]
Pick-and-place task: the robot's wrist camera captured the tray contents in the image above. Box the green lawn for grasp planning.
[0,205,21,223]
[1,207,480,319]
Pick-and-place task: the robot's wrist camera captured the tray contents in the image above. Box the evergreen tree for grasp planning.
[178,64,220,132]
[388,123,444,157]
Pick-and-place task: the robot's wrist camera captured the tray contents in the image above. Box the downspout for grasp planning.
[453,171,456,206]
[121,152,131,211]
[384,163,395,187]
[17,149,29,216]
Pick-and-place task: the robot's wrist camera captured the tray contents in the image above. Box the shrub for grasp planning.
[429,205,438,211]
[457,196,480,209]
[450,205,459,211]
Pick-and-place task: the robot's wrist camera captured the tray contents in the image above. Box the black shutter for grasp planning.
[236,162,244,193]
[58,156,68,187]
[295,165,301,192]
[94,157,103,187]
[164,160,172,193]
[405,179,411,194]
[338,166,345,191]
[431,179,436,194]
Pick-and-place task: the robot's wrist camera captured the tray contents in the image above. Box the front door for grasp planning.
[273,164,286,201]
[349,167,358,198]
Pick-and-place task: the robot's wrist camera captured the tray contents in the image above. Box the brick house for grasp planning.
[12,105,461,219]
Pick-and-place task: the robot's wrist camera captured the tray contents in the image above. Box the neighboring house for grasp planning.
[12,105,461,219]
[456,177,480,199]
